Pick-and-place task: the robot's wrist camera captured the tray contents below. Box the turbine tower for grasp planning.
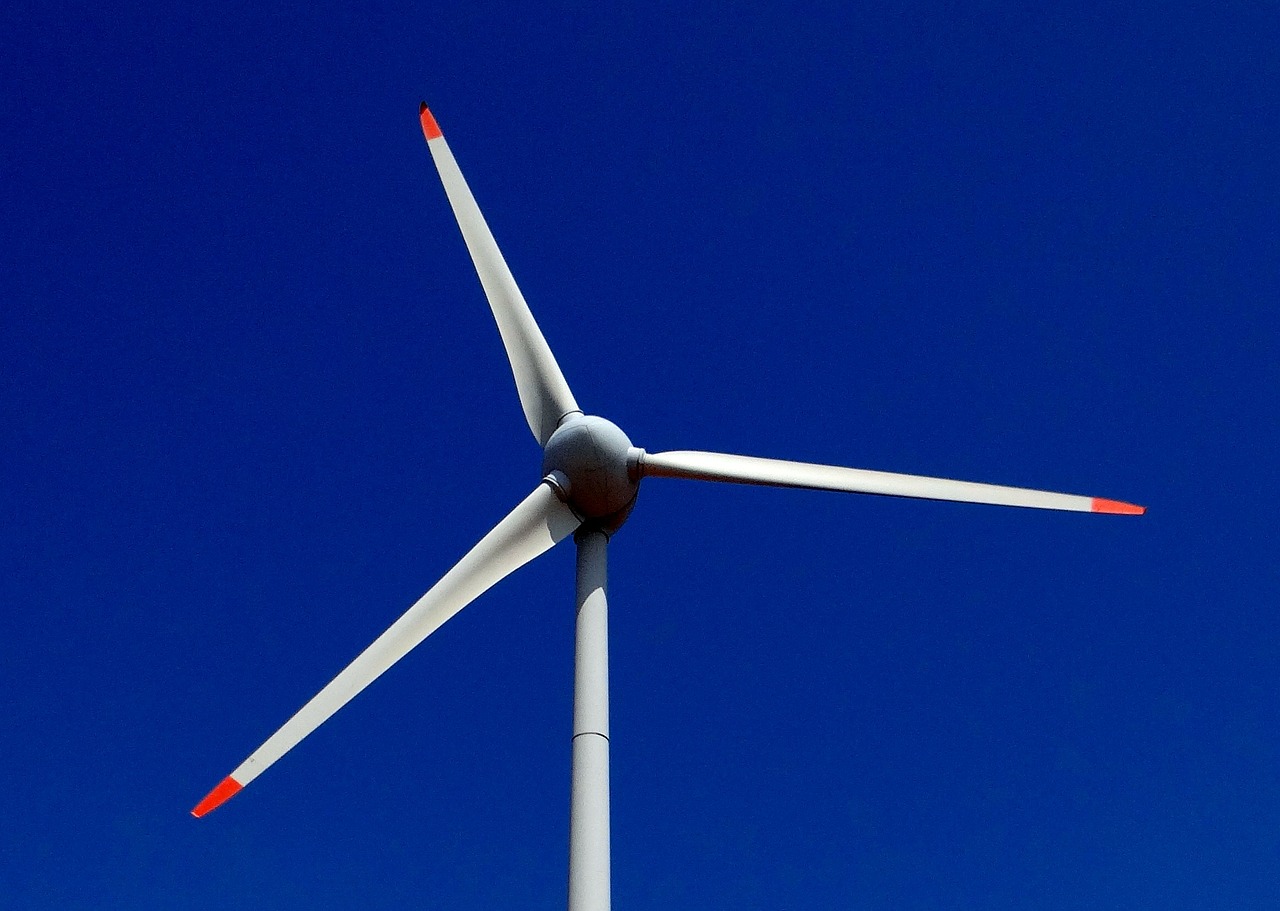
[194,104,1145,911]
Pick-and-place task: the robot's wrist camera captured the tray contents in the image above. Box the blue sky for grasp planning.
[3,2,1278,908]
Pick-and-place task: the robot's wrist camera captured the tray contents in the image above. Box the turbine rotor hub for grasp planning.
[541,415,640,532]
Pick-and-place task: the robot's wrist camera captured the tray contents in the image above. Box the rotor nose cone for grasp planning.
[542,415,639,527]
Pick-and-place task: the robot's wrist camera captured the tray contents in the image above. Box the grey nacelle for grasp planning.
[542,415,640,529]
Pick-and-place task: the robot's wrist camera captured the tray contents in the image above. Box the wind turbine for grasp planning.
[193,104,1145,910]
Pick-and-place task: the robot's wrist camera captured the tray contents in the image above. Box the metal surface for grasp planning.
[542,415,640,529]
[569,529,611,911]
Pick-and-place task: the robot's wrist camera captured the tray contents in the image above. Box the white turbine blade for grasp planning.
[419,103,580,446]
[641,450,1145,514]
[192,482,580,817]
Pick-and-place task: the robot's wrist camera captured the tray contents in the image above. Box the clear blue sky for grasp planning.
[3,2,1278,908]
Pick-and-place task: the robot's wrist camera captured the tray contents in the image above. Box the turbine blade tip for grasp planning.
[192,776,243,817]
[419,102,442,141]
[1091,497,1146,515]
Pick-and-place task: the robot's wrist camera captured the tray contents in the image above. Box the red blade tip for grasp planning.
[192,776,243,817]
[419,102,442,141]
[1091,497,1146,515]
